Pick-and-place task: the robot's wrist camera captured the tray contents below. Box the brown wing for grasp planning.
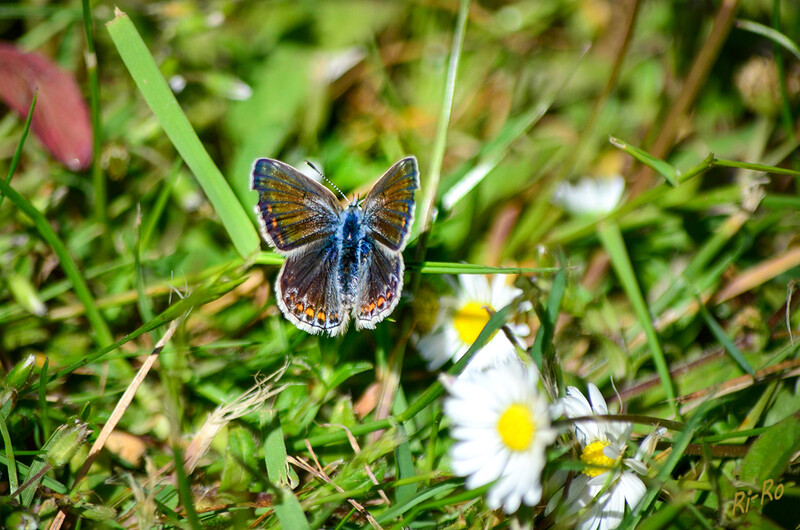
[276,238,349,336]
[362,157,419,251]
[251,158,342,254]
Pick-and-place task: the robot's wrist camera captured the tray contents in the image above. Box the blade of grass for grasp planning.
[0,414,19,496]
[440,102,548,211]
[106,9,259,259]
[736,19,800,62]
[412,0,470,276]
[173,445,202,530]
[39,358,50,441]
[0,91,36,211]
[771,2,796,141]
[82,0,104,224]
[0,96,113,349]
[290,303,515,451]
[609,136,679,185]
[255,251,564,275]
[697,302,755,377]
[597,221,678,417]
[530,267,566,367]
[28,277,244,393]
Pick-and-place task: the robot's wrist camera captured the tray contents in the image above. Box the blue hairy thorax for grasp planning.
[337,205,365,303]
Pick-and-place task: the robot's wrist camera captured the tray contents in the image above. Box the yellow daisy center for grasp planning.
[496,404,536,451]
[453,301,496,345]
[580,440,616,477]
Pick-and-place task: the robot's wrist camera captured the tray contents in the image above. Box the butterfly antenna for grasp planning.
[306,160,351,205]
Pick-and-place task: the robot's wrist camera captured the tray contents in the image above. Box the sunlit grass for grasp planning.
[1,1,800,529]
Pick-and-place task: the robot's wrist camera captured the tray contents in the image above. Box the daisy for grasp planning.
[417,275,530,373]
[443,359,558,513]
[552,384,665,530]
[553,175,625,216]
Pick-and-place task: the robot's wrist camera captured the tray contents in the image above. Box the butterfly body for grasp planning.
[251,157,419,336]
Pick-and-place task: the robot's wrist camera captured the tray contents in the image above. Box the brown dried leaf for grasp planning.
[0,42,92,171]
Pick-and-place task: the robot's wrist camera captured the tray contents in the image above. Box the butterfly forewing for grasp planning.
[277,239,348,335]
[362,156,419,251]
[251,159,342,253]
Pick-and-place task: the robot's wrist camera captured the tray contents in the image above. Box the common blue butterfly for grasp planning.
[251,157,419,336]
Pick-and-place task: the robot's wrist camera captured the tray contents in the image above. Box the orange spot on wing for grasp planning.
[369,302,376,312]
[305,307,315,318]
[377,296,385,308]
[316,310,326,324]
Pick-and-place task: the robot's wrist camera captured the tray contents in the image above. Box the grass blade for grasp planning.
[597,221,678,417]
[609,136,679,185]
[106,9,260,259]
[736,19,800,62]
[0,91,36,210]
[413,0,470,249]
[697,302,755,377]
[81,0,104,224]
[0,94,113,348]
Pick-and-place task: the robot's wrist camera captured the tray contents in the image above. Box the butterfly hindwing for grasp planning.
[355,242,404,329]
[251,158,342,253]
[362,156,419,251]
[276,238,348,335]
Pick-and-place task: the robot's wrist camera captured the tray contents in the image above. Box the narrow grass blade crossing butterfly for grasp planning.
[251,157,419,336]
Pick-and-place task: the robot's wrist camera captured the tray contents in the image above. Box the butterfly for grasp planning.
[251,157,419,336]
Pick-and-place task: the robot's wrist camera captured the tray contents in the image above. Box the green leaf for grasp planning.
[220,426,258,491]
[273,487,311,530]
[741,413,800,484]
[263,411,296,489]
[106,9,260,259]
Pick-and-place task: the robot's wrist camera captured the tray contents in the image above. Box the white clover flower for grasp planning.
[443,359,558,513]
[551,384,665,530]
[553,175,625,216]
[417,275,530,374]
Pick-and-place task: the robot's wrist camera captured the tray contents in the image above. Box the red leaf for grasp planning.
[0,42,92,171]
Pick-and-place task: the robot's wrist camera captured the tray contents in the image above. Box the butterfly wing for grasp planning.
[354,242,404,329]
[361,156,419,251]
[276,238,349,335]
[251,158,342,253]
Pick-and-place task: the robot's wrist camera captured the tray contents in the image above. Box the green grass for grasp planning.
[2,1,800,529]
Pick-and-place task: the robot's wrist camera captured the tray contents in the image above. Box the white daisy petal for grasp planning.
[554,385,666,530]
[617,472,646,510]
[444,358,556,513]
[417,274,530,374]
